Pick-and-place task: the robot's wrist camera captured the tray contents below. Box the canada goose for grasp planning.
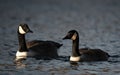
[63,30,110,62]
[15,24,62,62]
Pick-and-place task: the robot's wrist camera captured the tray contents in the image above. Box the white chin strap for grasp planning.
[70,56,80,62]
[71,33,77,40]
[19,26,26,34]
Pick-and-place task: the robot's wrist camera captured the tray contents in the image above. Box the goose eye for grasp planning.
[69,33,74,37]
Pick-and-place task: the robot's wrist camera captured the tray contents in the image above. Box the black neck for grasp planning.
[18,31,28,52]
[72,33,81,56]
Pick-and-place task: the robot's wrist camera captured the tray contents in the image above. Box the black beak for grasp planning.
[62,36,68,40]
[28,29,33,33]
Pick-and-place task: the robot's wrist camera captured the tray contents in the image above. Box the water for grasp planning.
[0,0,120,75]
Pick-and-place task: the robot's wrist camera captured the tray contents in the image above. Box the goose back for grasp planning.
[79,48,110,61]
[26,40,62,58]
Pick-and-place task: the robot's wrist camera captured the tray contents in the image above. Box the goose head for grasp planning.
[63,30,80,62]
[18,24,33,34]
[63,30,78,40]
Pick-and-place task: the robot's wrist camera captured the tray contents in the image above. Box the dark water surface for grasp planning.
[0,0,120,75]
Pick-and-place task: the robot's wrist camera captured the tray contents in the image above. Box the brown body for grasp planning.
[79,48,109,61]
[26,40,62,58]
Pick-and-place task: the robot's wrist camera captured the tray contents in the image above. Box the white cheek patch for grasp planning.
[19,26,26,34]
[71,33,77,40]
[70,56,80,62]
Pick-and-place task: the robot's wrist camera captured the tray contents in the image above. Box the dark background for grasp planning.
[0,0,120,75]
